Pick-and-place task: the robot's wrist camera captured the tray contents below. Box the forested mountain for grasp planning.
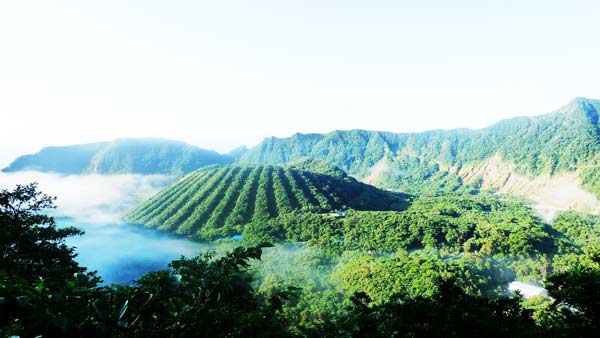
[239,98,600,198]
[125,164,407,239]
[4,97,600,218]
[2,142,107,174]
[3,138,232,175]
[7,98,600,202]
[5,184,600,337]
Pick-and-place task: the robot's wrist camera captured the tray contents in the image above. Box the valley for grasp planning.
[5,1,600,334]
[3,98,600,337]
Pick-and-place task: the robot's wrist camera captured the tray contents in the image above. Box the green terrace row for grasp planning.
[125,164,405,239]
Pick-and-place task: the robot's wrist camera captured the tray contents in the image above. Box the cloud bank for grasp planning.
[0,171,172,223]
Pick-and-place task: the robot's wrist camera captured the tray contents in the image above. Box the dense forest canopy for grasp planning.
[4,98,600,336]
[124,159,600,291]
[2,184,600,337]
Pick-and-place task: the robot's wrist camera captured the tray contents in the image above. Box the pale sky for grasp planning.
[1,0,600,167]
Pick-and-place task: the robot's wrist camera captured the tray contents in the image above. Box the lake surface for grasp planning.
[57,217,210,285]
[0,171,206,285]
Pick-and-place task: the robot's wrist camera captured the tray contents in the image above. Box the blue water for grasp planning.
[57,218,210,285]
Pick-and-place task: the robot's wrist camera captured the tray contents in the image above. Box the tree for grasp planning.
[544,248,600,337]
[0,183,91,280]
[0,184,293,337]
[105,245,294,338]
[0,183,101,337]
[306,278,539,338]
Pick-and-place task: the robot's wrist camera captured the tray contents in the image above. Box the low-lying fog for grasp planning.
[0,171,172,223]
[0,171,210,284]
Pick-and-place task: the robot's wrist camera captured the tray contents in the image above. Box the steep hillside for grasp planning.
[125,164,407,239]
[3,138,232,175]
[1,142,107,174]
[458,154,600,220]
[239,98,600,200]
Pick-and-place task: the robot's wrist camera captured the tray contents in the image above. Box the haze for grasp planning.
[2,0,600,167]
[0,171,171,223]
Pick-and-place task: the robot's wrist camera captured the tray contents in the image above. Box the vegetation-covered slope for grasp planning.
[8,98,600,199]
[5,184,600,337]
[244,194,552,257]
[239,98,600,196]
[3,138,232,175]
[125,164,407,239]
[1,142,107,174]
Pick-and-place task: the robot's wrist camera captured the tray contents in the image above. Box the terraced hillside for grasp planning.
[125,164,407,239]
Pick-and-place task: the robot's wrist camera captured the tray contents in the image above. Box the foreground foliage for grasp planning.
[0,184,290,337]
[2,185,600,337]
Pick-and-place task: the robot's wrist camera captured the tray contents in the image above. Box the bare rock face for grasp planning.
[458,154,600,220]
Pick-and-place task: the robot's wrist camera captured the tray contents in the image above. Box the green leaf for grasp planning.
[35,277,44,294]
[118,299,129,321]
[140,293,154,308]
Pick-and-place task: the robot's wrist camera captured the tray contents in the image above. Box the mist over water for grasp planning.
[0,171,173,222]
[57,217,209,285]
[0,171,209,284]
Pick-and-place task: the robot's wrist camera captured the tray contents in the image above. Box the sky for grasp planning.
[1,0,600,167]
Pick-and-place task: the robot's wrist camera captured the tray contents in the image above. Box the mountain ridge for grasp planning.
[3,138,232,175]
[238,98,600,200]
[5,98,600,209]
